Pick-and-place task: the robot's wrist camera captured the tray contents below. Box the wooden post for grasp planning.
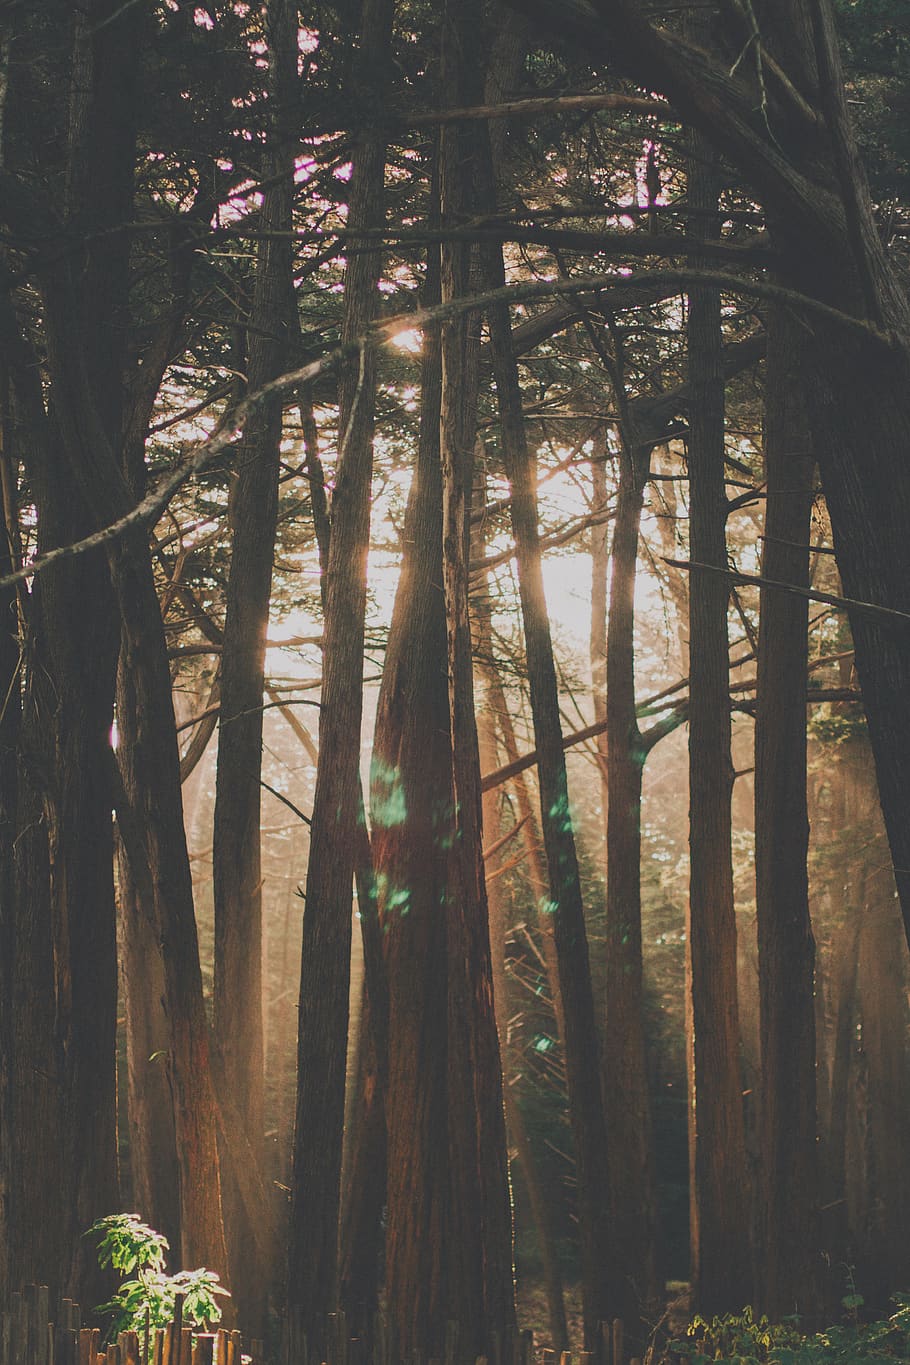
[519,1330,534,1365]
[611,1321,623,1365]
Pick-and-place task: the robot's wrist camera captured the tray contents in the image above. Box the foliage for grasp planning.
[88,1215,169,1276]
[87,1215,229,1336]
[666,1295,910,1363]
[672,1303,803,1362]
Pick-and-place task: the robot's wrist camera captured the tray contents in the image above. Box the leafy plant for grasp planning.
[672,1303,803,1362]
[89,1215,168,1277]
[87,1215,229,1336]
[665,1292,910,1364]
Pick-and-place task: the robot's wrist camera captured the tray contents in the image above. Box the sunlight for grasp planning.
[389,327,423,354]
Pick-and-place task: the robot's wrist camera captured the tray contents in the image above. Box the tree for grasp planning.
[754,308,820,1323]
[212,0,297,1329]
[288,0,393,1336]
[515,0,910,957]
[684,124,752,1312]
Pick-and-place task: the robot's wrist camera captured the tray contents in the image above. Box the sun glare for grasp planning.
[389,328,423,355]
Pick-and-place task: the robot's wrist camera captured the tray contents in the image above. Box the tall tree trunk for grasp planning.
[0,379,23,1302]
[478,146,614,1345]
[39,0,231,1282]
[1,0,149,1299]
[474,469,569,1353]
[602,403,660,1333]
[214,0,296,1147]
[437,13,517,1342]
[685,130,752,1313]
[288,0,392,1334]
[754,308,820,1323]
[115,807,181,1256]
[855,873,910,1301]
[212,0,296,1330]
[371,273,452,1358]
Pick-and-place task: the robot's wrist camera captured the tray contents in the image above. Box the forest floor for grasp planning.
[515,1279,693,1355]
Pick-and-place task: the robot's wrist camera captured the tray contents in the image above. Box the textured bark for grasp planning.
[213,0,296,1145]
[112,536,230,1283]
[338,985,387,1334]
[602,410,659,1334]
[288,0,392,1332]
[685,131,752,1312]
[0,370,19,1301]
[437,9,516,1339]
[0,0,154,1300]
[212,0,296,1329]
[854,878,910,1300]
[7,638,63,1295]
[474,472,568,1354]
[36,0,230,1284]
[478,138,614,1341]
[115,803,181,1256]
[754,308,820,1323]
[372,292,452,1358]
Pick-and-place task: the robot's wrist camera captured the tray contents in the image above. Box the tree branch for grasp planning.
[664,558,910,625]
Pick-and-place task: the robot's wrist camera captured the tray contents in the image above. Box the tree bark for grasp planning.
[371,268,452,1359]
[212,0,296,1329]
[755,307,820,1323]
[288,0,392,1334]
[436,11,517,1342]
[685,128,752,1312]
[0,396,16,1303]
[213,0,296,1147]
[474,468,569,1353]
[483,269,614,1344]
[602,402,660,1333]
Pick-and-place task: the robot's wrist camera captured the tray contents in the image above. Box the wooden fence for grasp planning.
[2,1292,644,1365]
[281,1309,642,1365]
[0,1288,262,1365]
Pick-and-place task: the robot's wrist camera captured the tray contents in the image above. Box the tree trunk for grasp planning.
[602,405,660,1332]
[854,874,910,1301]
[754,307,820,1323]
[288,0,392,1333]
[474,469,569,1353]
[439,164,516,1365]
[685,130,752,1312]
[477,116,614,1342]
[0,398,17,1302]
[371,274,452,1359]
[212,0,296,1329]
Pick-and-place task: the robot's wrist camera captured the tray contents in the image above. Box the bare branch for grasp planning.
[665,558,910,625]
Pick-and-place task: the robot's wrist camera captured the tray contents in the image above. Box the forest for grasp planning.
[2,0,910,1361]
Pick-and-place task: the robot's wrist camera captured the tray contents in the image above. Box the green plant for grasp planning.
[665,1292,910,1364]
[672,1304,804,1362]
[87,1215,229,1336]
